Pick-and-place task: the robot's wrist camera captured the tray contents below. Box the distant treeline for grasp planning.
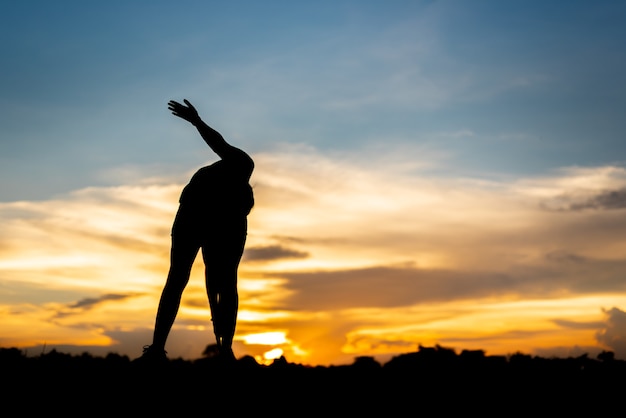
[2,344,624,414]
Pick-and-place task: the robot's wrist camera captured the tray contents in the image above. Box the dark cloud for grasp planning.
[275,266,518,311]
[596,307,626,359]
[243,245,309,262]
[571,189,626,211]
[53,293,139,319]
[69,293,132,309]
[507,253,626,296]
[273,259,626,311]
[544,188,626,211]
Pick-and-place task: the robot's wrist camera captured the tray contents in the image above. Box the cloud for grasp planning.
[244,245,309,262]
[275,266,511,310]
[564,188,626,211]
[3,147,626,364]
[0,183,178,292]
[53,293,143,320]
[518,166,626,212]
[275,259,626,312]
[596,307,626,358]
[68,293,135,310]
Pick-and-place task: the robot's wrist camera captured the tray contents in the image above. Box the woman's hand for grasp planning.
[168,99,201,125]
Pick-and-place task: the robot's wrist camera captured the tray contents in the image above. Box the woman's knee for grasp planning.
[164,268,192,292]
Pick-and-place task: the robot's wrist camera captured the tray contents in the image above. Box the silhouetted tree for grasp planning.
[597,350,615,362]
[352,355,382,371]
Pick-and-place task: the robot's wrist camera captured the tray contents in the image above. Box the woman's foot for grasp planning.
[133,345,168,364]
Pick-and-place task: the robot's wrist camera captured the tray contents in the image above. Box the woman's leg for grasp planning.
[206,269,239,356]
[151,236,200,352]
[202,220,247,357]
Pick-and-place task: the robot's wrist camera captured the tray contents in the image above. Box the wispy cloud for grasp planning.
[243,245,309,262]
[54,293,139,319]
[2,147,626,364]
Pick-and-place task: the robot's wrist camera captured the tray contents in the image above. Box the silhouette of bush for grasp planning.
[2,343,626,413]
[352,355,382,370]
[597,350,615,362]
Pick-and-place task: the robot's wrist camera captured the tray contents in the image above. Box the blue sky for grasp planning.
[3,0,626,201]
[3,1,626,365]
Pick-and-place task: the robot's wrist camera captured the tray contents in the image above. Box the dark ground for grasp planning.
[2,345,624,415]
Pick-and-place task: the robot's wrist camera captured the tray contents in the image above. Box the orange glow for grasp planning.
[241,332,288,345]
[263,348,284,360]
[2,155,626,365]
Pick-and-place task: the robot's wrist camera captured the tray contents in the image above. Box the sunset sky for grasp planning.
[2,0,626,366]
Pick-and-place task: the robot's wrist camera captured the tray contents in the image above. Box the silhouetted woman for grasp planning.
[139,99,254,362]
